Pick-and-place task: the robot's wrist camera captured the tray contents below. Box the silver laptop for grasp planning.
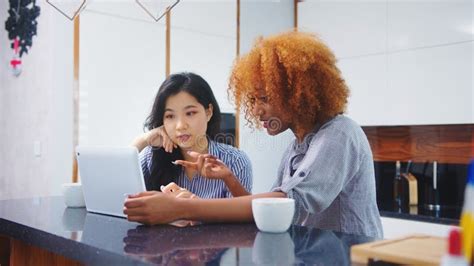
[76,146,147,218]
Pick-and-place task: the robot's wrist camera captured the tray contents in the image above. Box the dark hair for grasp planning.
[143,72,221,190]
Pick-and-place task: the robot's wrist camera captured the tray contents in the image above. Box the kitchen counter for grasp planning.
[378,202,461,225]
[0,196,376,265]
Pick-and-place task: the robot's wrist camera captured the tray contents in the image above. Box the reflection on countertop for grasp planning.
[378,202,461,225]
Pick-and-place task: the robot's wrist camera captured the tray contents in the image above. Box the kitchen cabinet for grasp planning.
[298,0,473,126]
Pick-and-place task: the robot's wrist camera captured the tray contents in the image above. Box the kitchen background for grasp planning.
[0,0,472,239]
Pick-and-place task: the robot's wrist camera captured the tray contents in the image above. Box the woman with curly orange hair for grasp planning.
[124,32,383,238]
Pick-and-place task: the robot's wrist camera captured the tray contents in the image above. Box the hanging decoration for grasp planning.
[45,0,178,22]
[46,0,87,21]
[136,0,180,22]
[5,0,41,77]
[10,38,22,76]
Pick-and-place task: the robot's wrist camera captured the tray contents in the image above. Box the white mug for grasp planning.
[252,198,295,233]
[61,183,86,208]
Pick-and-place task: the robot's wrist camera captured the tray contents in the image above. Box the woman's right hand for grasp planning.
[174,152,233,181]
[145,126,177,153]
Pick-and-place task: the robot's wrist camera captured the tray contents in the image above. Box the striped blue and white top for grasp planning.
[139,140,252,198]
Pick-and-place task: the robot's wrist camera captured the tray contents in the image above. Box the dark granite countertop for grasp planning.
[0,196,376,265]
[378,202,461,225]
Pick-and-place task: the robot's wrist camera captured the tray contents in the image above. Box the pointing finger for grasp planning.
[173,160,197,170]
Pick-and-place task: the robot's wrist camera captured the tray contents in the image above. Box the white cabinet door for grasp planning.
[298,0,474,125]
[386,42,473,125]
[387,1,472,52]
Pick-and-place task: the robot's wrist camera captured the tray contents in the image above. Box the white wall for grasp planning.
[240,0,295,193]
[79,1,236,146]
[79,2,166,146]
[299,0,473,126]
[170,1,236,113]
[0,1,73,199]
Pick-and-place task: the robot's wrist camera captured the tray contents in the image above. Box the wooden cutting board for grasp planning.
[351,234,446,265]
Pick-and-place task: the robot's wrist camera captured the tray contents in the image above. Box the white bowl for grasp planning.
[252,198,295,233]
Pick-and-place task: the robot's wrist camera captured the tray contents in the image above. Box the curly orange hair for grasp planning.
[229,31,349,130]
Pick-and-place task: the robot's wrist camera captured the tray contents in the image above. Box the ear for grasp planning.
[206,104,213,122]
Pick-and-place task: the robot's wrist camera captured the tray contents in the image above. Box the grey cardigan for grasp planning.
[271,115,383,238]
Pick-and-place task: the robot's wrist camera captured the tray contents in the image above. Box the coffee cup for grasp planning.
[252,198,295,233]
[61,183,85,208]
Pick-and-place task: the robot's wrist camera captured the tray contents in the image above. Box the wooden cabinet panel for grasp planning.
[363,124,473,164]
[10,239,82,266]
[0,235,10,266]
